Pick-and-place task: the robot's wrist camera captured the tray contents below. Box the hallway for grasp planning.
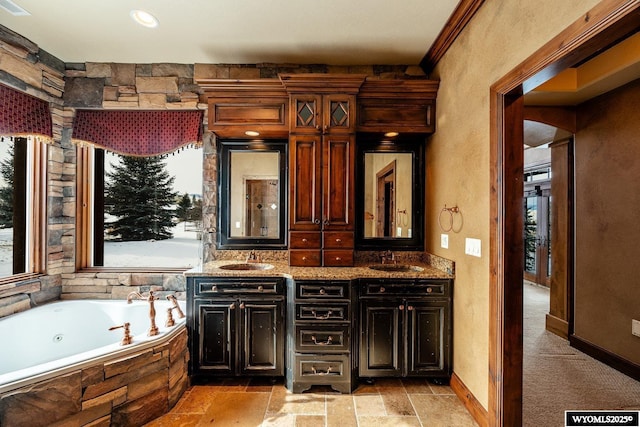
[523,283,640,426]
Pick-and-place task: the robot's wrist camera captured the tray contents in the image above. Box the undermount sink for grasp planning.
[218,263,274,271]
[368,264,424,273]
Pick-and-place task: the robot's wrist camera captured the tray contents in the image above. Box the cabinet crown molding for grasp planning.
[279,74,367,94]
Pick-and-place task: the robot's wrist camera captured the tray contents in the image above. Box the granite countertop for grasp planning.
[185,260,453,280]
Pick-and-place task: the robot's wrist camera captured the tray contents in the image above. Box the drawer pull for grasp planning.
[427,287,433,293]
[335,257,342,261]
[311,366,332,376]
[302,238,308,242]
[311,309,333,320]
[335,238,342,243]
[302,256,307,261]
[379,286,385,293]
[258,285,264,292]
[212,285,218,292]
[311,335,333,345]
[319,288,326,295]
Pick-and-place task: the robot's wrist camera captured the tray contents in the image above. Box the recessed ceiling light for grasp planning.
[130,10,159,28]
[245,131,260,137]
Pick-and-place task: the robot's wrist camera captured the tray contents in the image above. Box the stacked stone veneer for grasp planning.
[0,328,189,427]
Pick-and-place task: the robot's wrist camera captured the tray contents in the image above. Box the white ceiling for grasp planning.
[0,0,459,65]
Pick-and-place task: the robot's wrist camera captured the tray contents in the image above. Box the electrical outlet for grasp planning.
[441,234,449,249]
[633,319,640,338]
[465,238,481,257]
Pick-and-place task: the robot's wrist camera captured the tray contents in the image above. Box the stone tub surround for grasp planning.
[0,328,189,427]
[60,271,187,302]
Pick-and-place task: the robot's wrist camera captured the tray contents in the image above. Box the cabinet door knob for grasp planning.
[314,219,321,225]
[229,302,235,309]
[323,219,329,225]
[399,304,405,311]
[408,305,414,311]
[426,287,433,293]
[239,302,245,309]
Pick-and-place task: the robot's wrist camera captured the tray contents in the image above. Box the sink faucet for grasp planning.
[246,250,261,263]
[380,250,396,264]
[127,291,159,336]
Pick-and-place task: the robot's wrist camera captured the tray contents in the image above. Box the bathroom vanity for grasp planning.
[186,261,453,392]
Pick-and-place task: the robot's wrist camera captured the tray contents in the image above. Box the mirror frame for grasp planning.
[355,135,425,251]
[218,139,288,249]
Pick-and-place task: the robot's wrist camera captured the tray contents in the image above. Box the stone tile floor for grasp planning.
[145,377,478,426]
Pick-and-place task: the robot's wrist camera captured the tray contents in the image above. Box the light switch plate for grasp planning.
[441,234,449,249]
[633,319,640,338]
[465,238,481,257]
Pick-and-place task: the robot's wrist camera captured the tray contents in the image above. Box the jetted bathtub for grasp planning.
[0,298,186,394]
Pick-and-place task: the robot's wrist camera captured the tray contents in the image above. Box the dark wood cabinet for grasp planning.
[286,279,356,393]
[359,279,452,381]
[282,74,365,266]
[187,277,285,379]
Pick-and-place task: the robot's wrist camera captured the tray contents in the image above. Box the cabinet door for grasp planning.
[290,94,322,133]
[406,301,449,376]
[239,299,284,375]
[195,300,235,375]
[359,300,402,377]
[289,134,322,230]
[323,94,355,134]
[322,135,355,230]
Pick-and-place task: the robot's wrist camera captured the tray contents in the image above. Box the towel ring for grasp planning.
[438,205,459,232]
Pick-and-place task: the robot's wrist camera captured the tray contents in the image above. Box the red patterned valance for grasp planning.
[72,110,204,156]
[0,84,53,142]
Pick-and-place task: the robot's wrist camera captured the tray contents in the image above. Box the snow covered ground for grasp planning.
[0,223,202,277]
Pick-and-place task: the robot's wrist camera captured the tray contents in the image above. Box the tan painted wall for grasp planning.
[428,0,601,409]
[574,78,640,365]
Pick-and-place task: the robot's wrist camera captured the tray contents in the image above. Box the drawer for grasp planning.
[322,250,353,267]
[192,277,284,295]
[289,250,321,267]
[296,281,350,299]
[289,232,321,249]
[295,303,349,321]
[294,354,350,381]
[360,279,449,297]
[323,232,354,249]
[295,325,350,352]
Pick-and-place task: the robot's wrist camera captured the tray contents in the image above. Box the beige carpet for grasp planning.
[523,283,640,427]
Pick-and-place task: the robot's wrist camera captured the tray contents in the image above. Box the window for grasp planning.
[0,138,47,278]
[77,146,203,269]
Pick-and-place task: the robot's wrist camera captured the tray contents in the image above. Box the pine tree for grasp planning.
[0,143,14,228]
[104,155,177,241]
[176,193,192,222]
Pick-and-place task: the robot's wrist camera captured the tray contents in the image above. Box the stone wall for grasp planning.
[0,328,189,427]
[0,26,69,317]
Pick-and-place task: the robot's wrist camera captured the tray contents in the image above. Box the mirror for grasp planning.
[218,140,287,249]
[356,135,424,250]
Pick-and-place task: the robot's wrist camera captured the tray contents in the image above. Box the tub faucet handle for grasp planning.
[166,308,176,327]
[166,294,185,319]
[109,322,132,346]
